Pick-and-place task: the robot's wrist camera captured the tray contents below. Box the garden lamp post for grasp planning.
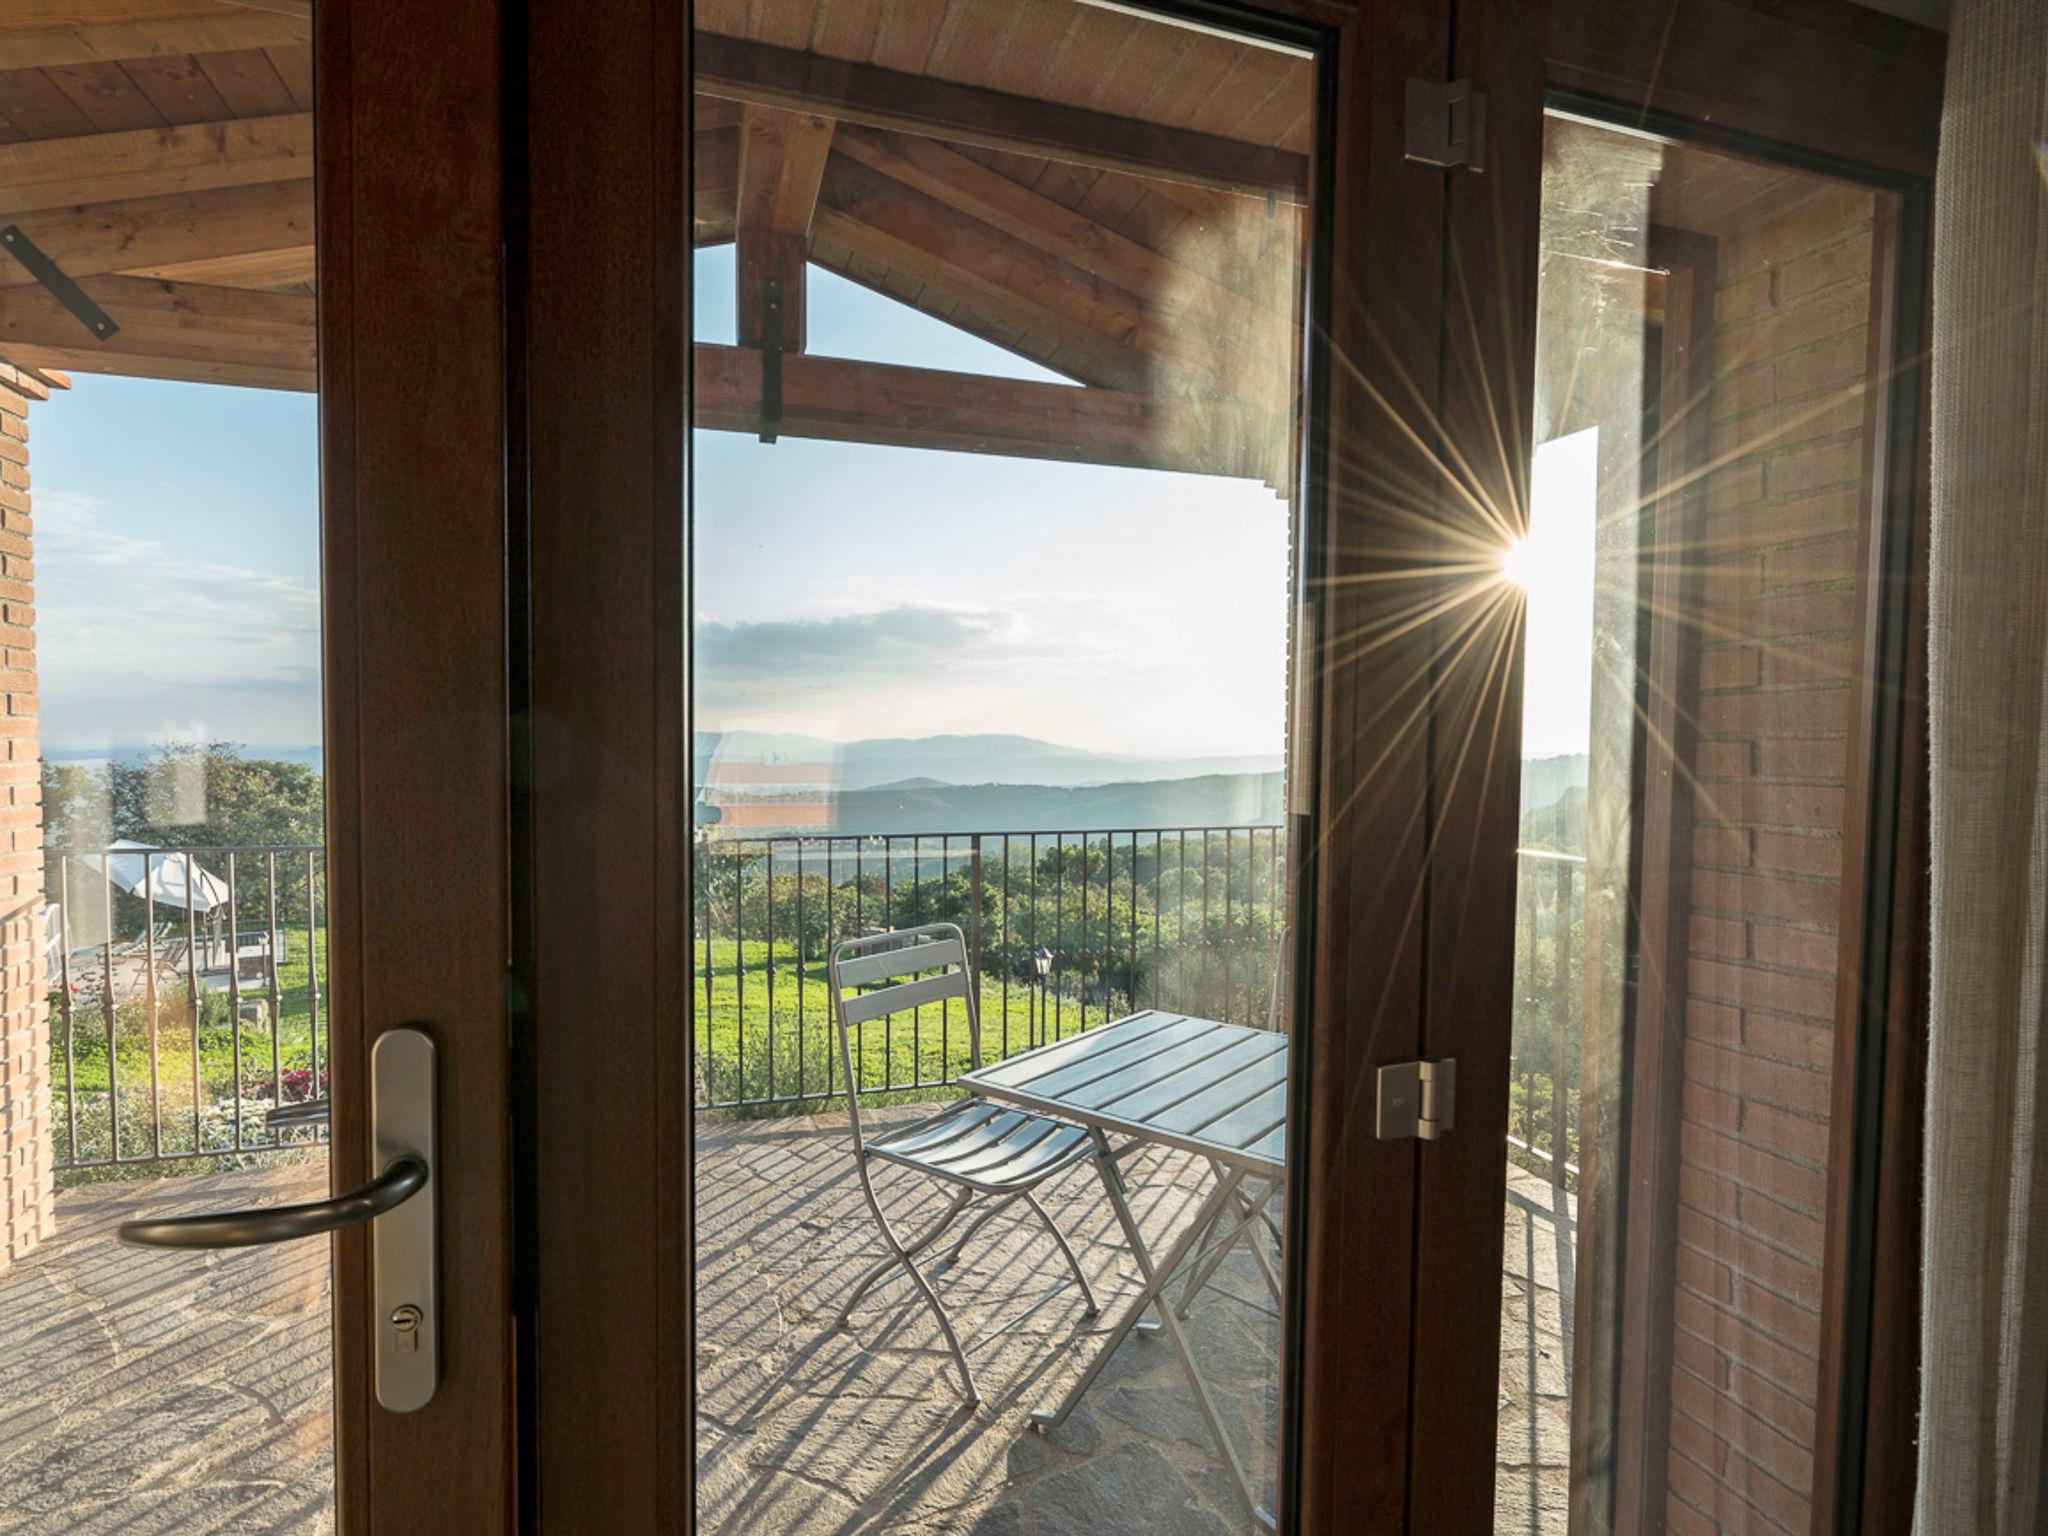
[1033,945,1054,1048]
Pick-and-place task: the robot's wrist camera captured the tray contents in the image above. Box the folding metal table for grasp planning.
[959,1009,1287,1530]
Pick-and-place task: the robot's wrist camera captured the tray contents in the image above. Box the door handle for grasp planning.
[116,1152,425,1247]
[114,1026,441,1413]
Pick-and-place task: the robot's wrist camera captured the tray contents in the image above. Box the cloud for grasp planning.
[696,605,1018,685]
[33,485,322,746]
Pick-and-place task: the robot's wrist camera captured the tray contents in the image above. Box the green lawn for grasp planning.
[692,937,1142,1115]
[53,924,330,1179]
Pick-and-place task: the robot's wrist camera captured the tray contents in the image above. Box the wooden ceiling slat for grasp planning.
[0,68,98,140]
[805,0,881,62]
[122,243,312,287]
[923,0,1018,90]
[0,340,307,389]
[974,0,1074,99]
[196,47,297,117]
[1035,6,1141,113]
[864,0,947,76]
[0,113,310,216]
[0,272,313,388]
[261,43,309,111]
[1136,31,1244,136]
[0,178,313,288]
[119,53,232,125]
[0,3,308,73]
[1186,45,1296,143]
[751,0,818,53]
[1080,17,1191,118]
[43,61,165,133]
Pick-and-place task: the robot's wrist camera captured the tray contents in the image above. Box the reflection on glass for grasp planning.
[689,3,1314,1530]
[0,25,332,1528]
[1496,116,1887,1534]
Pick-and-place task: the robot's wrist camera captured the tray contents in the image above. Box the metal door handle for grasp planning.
[116,1153,425,1247]
[112,1027,441,1413]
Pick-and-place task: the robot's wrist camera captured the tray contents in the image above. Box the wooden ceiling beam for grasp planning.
[0,271,312,389]
[122,242,313,288]
[815,154,1233,396]
[694,342,1267,481]
[830,125,1291,390]
[0,177,312,289]
[735,103,833,352]
[694,35,1308,206]
[694,125,738,245]
[0,1,308,72]
[0,112,311,218]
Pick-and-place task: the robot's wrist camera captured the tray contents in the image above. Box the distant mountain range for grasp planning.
[694,731,1283,792]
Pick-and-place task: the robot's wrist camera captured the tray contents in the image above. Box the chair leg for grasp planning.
[836,1187,971,1326]
[1024,1190,1099,1316]
[934,1189,1024,1269]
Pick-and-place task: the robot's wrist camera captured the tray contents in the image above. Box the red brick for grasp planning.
[1744,1012,1833,1069]
[1738,1187,1828,1264]
[1680,1208,1824,1310]
[1700,686,1851,736]
[1700,645,1762,689]
[1681,1162,1741,1223]
[1694,783,1845,831]
[1687,999,1743,1045]
[1751,922,1837,973]
[1695,827,1753,868]
[1681,1120,1827,1211]
[1685,1080,1742,1132]
[1752,833,1841,878]
[1674,1289,1819,1405]
[1703,487,1858,553]
[1686,1039,1833,1118]
[1689,869,1841,927]
[1756,737,1847,781]
[1697,740,1756,779]
[1702,558,1765,604]
[1700,588,1856,642]
[1743,1101,1831,1166]
[1691,914,1748,959]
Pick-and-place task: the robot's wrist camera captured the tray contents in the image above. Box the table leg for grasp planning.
[1032,1132,1271,1529]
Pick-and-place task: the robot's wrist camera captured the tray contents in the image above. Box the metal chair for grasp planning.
[827,922,1099,1407]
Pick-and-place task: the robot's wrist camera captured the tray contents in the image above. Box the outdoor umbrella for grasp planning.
[76,839,232,914]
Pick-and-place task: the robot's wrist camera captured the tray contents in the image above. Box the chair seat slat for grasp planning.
[871,1100,1008,1157]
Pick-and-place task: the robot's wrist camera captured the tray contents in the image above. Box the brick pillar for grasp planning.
[0,359,51,1273]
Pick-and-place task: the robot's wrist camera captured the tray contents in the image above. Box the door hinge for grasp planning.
[1404,79,1485,173]
[1376,1058,1457,1141]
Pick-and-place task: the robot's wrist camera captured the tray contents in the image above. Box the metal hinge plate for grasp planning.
[1376,1058,1458,1141]
[1404,79,1485,173]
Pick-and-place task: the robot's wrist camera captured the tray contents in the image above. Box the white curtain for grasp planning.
[1920,1,2048,1531]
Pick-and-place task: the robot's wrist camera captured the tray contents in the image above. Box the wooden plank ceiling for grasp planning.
[0,0,1310,485]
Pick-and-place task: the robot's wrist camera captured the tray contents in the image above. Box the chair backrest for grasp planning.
[826,923,980,1148]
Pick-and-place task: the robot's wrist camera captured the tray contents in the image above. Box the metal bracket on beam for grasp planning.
[0,225,119,341]
[1404,80,1485,173]
[758,275,784,445]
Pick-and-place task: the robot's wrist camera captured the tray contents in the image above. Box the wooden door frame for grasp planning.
[509,3,1943,1534]
[315,0,516,1528]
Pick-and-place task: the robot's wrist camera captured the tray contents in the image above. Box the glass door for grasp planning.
[1481,102,1922,1536]
[0,1,517,1529]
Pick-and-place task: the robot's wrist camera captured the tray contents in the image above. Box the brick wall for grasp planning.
[0,359,49,1274]
[1663,182,1877,1535]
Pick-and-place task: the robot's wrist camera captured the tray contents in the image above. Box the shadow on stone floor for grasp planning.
[0,1118,1571,1534]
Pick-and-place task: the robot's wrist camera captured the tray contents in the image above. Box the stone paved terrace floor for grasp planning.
[0,1118,1574,1534]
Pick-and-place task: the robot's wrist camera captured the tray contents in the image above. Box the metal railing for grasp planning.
[1508,847,1584,1189]
[47,845,329,1175]
[692,825,1289,1112]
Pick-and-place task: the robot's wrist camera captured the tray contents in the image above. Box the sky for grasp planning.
[690,247,1294,762]
[30,375,321,755]
[26,247,1594,768]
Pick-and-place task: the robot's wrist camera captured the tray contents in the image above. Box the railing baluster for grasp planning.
[267,852,283,1141]
[227,853,243,1152]
[765,839,775,1106]
[187,858,201,1150]
[307,850,322,1121]
[57,856,75,1163]
[101,855,118,1161]
[144,852,161,1159]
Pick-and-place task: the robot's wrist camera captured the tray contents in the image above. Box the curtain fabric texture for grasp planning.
[1920,1,2048,1530]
